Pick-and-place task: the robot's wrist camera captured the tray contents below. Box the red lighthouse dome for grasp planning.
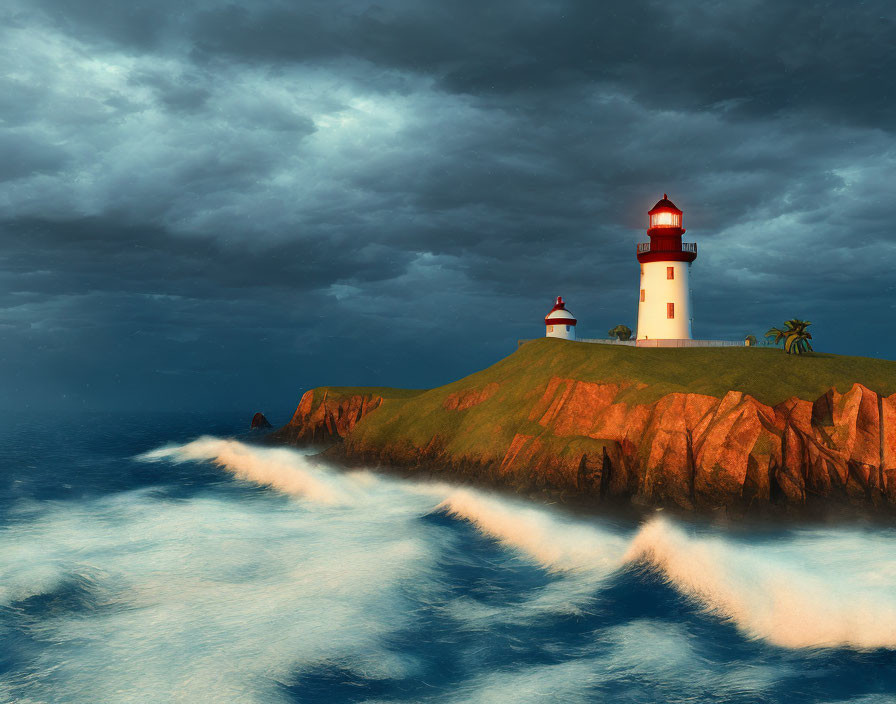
[648,194,683,230]
[544,296,577,326]
[637,194,696,264]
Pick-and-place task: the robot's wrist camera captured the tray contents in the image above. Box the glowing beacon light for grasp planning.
[648,195,683,229]
[636,194,697,341]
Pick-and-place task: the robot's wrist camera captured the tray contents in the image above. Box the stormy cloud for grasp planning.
[1,0,893,413]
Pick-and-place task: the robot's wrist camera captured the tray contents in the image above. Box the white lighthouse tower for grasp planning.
[636,195,697,340]
[545,296,577,340]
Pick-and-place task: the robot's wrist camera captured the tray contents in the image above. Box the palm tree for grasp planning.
[745,334,757,347]
[765,326,787,346]
[767,320,813,354]
[782,319,813,355]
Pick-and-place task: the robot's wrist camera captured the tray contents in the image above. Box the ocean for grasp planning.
[2,411,896,703]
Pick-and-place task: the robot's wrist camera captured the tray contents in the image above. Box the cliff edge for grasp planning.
[273,339,896,515]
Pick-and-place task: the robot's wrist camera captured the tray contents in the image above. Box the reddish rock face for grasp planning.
[274,390,384,444]
[443,383,500,411]
[277,379,896,515]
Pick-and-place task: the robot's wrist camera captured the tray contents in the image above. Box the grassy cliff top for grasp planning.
[321,339,896,407]
[492,339,896,406]
[316,339,896,460]
[303,386,425,406]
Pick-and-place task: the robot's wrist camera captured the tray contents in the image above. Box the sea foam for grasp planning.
[6,436,896,703]
[139,437,349,504]
[436,488,625,575]
[626,517,896,649]
[143,438,896,650]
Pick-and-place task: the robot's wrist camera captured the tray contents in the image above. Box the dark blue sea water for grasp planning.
[3,412,896,703]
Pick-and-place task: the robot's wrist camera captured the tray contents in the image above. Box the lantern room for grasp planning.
[648,194,683,230]
[638,193,694,264]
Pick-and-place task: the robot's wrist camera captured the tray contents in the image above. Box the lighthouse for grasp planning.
[636,195,697,340]
[545,296,577,340]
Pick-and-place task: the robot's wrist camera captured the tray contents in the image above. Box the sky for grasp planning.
[1,0,894,416]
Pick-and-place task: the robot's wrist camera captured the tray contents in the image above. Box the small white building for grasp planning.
[636,195,696,341]
[545,296,577,340]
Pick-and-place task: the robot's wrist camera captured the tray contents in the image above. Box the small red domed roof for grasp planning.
[548,296,567,313]
[545,296,577,325]
[648,193,681,213]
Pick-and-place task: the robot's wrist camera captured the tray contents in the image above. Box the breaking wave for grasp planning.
[140,437,351,504]
[5,435,896,703]
[626,517,896,649]
[436,488,626,575]
[142,438,896,651]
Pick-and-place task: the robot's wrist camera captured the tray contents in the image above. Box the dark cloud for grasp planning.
[177,1,896,130]
[0,134,69,180]
[128,69,213,113]
[1,0,894,412]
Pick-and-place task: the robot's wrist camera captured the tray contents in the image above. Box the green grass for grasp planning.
[507,339,896,406]
[333,338,896,461]
[304,386,426,407]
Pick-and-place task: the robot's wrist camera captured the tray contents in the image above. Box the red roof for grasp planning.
[548,296,566,313]
[648,193,681,213]
[545,296,577,325]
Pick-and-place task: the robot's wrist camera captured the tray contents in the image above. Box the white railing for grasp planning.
[578,338,637,346]
[636,242,697,254]
[519,338,747,348]
[635,339,745,348]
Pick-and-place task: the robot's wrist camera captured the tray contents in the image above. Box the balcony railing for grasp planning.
[637,242,697,254]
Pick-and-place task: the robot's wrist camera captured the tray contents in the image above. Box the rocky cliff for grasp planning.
[272,340,896,515]
[272,389,387,444]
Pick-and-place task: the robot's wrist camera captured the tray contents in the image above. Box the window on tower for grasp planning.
[566,325,570,331]
[650,211,681,228]
[667,266,674,280]
[548,325,553,332]
[667,302,675,319]
[640,289,645,302]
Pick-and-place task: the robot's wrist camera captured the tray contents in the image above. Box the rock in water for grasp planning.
[250,412,273,430]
